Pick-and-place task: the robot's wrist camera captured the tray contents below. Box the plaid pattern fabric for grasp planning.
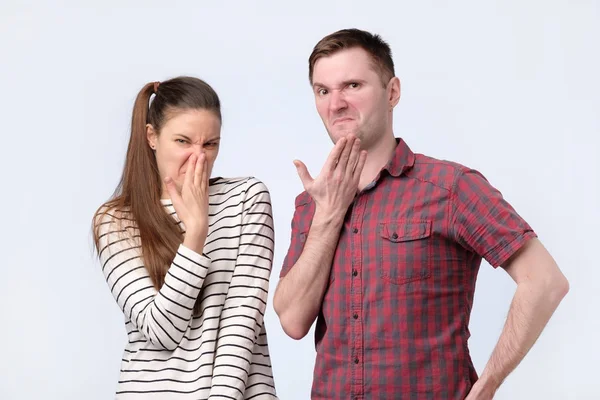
[280,138,537,399]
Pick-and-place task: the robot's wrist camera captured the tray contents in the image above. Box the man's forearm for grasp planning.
[475,277,568,395]
[274,209,345,339]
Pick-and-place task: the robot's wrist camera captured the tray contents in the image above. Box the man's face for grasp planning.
[312,47,392,148]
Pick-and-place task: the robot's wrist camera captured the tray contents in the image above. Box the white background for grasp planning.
[1,1,598,399]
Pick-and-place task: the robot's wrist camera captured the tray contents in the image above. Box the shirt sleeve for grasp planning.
[95,208,211,351]
[279,193,313,278]
[208,179,276,399]
[449,168,537,267]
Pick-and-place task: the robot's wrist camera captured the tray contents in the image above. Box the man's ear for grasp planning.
[388,76,401,110]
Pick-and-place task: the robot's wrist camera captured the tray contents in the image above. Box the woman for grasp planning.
[93,76,277,399]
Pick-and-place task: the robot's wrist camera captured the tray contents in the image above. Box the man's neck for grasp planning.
[359,133,397,190]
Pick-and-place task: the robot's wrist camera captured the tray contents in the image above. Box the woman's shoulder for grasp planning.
[210,176,270,196]
[92,202,139,257]
[92,202,135,231]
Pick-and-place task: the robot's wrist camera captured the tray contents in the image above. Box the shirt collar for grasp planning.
[383,137,415,177]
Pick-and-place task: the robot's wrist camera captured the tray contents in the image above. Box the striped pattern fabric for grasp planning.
[96,177,277,399]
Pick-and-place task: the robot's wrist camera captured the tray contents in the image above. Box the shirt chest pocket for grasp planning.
[378,219,432,285]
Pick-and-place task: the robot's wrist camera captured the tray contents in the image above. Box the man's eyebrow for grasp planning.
[312,79,367,90]
[341,79,366,86]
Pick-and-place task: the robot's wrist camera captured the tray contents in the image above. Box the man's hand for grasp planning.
[465,238,568,399]
[274,135,368,340]
[465,379,497,400]
[293,135,367,219]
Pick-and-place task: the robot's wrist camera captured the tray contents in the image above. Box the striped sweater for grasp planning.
[95,177,277,399]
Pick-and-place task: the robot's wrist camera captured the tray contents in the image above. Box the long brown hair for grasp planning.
[93,76,221,296]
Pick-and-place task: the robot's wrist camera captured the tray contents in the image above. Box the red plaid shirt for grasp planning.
[280,138,537,399]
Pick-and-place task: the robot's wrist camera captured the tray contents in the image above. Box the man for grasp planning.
[273,28,569,399]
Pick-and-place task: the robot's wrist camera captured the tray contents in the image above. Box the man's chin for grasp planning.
[328,127,361,143]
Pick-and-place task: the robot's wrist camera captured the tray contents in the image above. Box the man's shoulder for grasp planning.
[408,153,472,191]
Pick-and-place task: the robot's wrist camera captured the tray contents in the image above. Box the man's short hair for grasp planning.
[308,28,395,87]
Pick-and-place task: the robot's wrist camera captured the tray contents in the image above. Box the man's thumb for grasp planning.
[293,160,312,187]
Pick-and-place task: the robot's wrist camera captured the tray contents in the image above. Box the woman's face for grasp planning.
[147,109,221,198]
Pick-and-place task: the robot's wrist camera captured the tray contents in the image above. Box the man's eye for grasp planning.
[349,82,359,89]
[318,88,328,96]
[176,139,187,144]
[205,142,218,147]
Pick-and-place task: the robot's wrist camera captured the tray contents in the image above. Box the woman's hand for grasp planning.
[165,153,209,254]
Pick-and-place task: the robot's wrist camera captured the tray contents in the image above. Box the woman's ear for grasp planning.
[146,124,157,150]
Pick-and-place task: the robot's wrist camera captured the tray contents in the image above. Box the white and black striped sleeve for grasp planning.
[208,179,275,399]
[95,210,211,351]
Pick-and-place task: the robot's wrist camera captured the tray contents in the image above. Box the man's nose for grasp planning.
[329,90,347,112]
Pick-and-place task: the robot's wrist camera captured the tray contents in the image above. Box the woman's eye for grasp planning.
[176,139,187,144]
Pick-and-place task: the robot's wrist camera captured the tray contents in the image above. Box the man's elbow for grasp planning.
[550,273,569,302]
[278,313,311,340]
[539,269,570,306]
[273,299,310,340]
[273,278,314,340]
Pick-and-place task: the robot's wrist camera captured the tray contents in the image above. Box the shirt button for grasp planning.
[352,228,359,233]
[352,269,358,277]
[353,313,358,319]
[354,357,359,364]
[392,232,398,239]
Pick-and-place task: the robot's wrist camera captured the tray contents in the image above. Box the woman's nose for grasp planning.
[192,144,205,157]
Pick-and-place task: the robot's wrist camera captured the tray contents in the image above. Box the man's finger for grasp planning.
[293,160,314,189]
[323,137,347,172]
[336,136,355,173]
[353,150,368,179]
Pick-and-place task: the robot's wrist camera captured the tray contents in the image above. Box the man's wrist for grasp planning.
[313,206,345,227]
[474,373,501,397]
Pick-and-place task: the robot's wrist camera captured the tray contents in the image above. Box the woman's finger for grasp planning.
[165,176,184,212]
[184,154,196,191]
[200,154,208,192]
[194,153,204,187]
